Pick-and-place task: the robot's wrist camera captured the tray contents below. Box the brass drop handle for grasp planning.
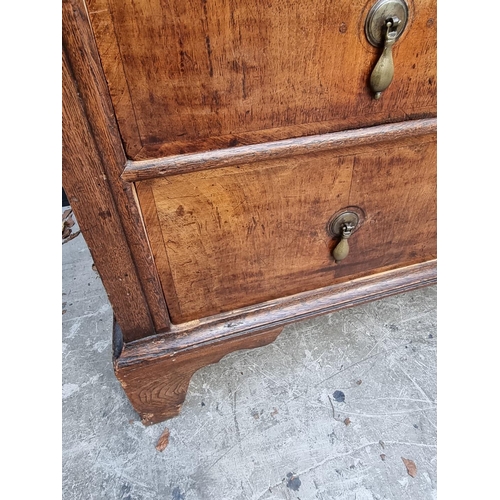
[370,18,399,99]
[365,0,409,100]
[327,209,362,263]
[333,222,355,262]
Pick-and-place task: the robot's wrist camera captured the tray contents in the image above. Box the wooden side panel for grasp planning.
[88,0,437,158]
[63,0,171,335]
[136,136,436,323]
[63,48,154,341]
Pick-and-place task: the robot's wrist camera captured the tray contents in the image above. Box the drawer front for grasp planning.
[87,0,436,159]
[136,135,436,324]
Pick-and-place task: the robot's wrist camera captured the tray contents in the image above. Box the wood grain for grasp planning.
[115,325,285,425]
[65,0,437,428]
[119,260,437,366]
[136,134,436,323]
[63,0,171,335]
[87,0,437,159]
[334,139,437,278]
[63,48,154,341]
[86,0,143,156]
[115,260,436,423]
[123,118,436,181]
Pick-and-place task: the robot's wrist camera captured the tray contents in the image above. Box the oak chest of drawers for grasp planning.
[62,0,436,425]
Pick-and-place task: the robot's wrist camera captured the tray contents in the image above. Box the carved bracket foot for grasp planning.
[114,326,284,425]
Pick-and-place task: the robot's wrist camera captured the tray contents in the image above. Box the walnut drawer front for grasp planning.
[135,132,436,324]
[87,0,436,159]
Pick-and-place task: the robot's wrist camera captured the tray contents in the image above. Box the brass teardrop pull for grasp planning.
[333,222,356,262]
[327,208,364,263]
[365,0,409,99]
[370,18,399,99]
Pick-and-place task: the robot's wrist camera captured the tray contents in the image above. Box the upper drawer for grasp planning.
[87,0,436,159]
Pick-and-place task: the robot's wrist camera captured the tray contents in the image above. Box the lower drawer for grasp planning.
[136,134,436,324]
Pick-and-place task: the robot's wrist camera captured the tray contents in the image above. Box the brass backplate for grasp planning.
[327,207,365,237]
[365,0,409,47]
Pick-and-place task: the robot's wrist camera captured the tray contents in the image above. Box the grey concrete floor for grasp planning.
[62,210,437,500]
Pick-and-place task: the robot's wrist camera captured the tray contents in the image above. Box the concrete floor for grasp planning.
[62,210,437,500]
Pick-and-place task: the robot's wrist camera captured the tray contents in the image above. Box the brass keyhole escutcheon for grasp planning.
[365,0,409,99]
[327,208,364,263]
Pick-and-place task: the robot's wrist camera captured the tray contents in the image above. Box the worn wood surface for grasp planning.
[86,0,436,159]
[136,134,436,323]
[123,118,436,181]
[86,0,143,157]
[63,48,154,341]
[63,0,171,336]
[115,325,285,425]
[336,140,437,277]
[119,259,436,365]
[66,0,437,429]
[115,260,436,424]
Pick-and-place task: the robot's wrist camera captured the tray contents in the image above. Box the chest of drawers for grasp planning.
[63,0,436,425]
